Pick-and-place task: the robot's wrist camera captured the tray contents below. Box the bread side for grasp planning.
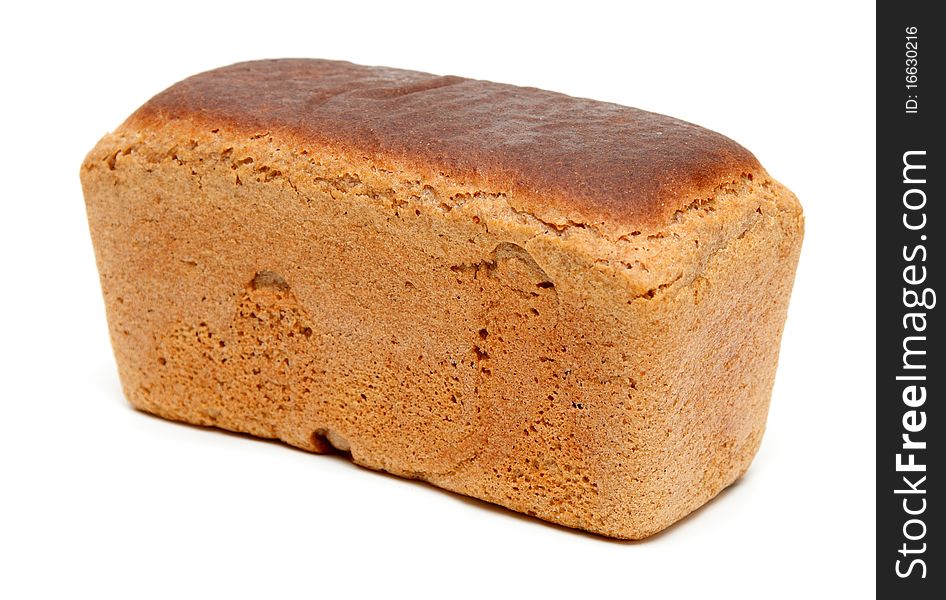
[81,61,803,538]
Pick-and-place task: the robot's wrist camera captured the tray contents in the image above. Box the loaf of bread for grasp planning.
[81,59,803,539]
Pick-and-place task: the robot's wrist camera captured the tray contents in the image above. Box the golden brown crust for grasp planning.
[128,59,761,231]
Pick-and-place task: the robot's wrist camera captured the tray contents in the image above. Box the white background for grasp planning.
[1,1,875,597]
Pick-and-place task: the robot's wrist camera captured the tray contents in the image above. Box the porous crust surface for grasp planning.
[81,60,803,539]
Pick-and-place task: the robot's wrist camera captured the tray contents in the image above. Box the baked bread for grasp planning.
[81,59,803,539]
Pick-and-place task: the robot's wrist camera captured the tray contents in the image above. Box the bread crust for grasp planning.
[82,60,802,539]
[129,59,761,236]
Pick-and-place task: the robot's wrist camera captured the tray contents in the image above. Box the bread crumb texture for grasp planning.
[81,61,803,539]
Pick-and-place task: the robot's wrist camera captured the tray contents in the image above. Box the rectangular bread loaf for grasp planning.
[81,59,803,539]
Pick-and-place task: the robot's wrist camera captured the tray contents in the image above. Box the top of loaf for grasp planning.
[127,59,762,231]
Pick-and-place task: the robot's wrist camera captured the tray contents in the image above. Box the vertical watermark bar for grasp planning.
[877,1,941,596]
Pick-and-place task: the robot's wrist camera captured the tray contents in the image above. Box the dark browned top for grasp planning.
[131,59,761,229]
